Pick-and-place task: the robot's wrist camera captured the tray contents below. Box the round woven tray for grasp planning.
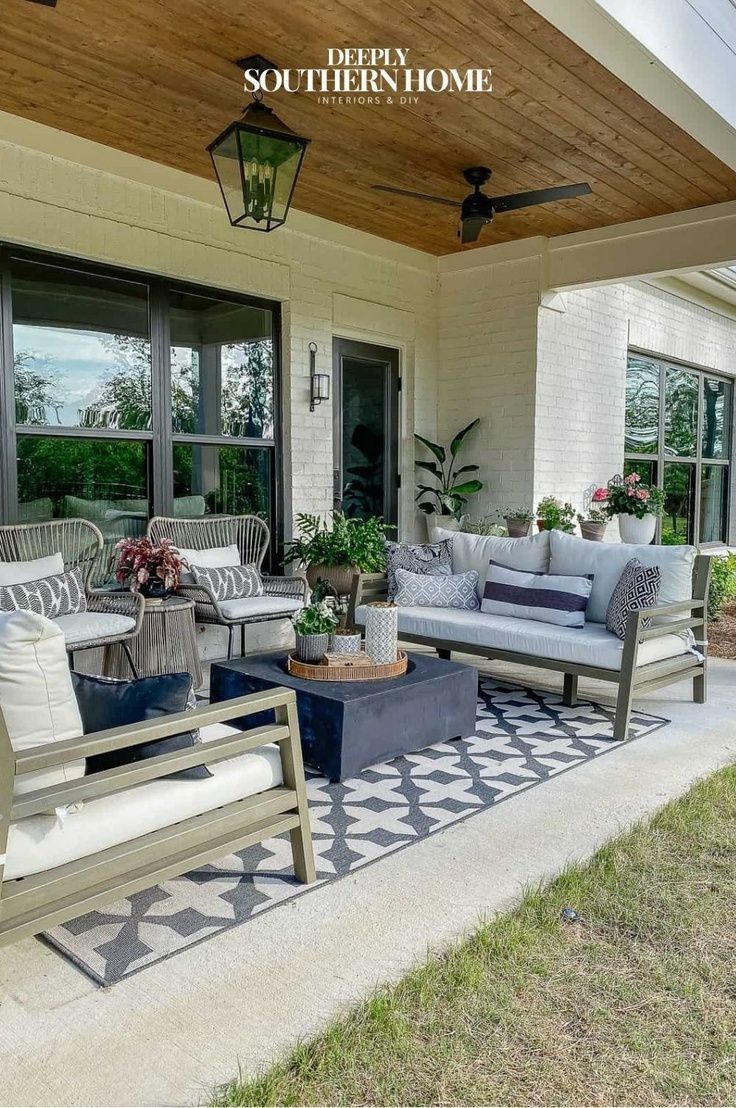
[286,651,409,682]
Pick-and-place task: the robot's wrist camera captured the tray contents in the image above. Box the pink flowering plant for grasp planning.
[115,536,188,594]
[606,473,665,519]
[578,486,609,524]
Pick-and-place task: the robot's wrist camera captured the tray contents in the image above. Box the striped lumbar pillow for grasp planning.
[481,561,593,628]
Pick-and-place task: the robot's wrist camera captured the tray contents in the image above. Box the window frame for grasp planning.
[626,348,735,546]
[0,244,282,555]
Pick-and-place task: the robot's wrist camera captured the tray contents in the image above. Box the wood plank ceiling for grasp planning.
[0,0,735,254]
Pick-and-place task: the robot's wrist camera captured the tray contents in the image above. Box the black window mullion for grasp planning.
[0,248,18,523]
[150,282,173,517]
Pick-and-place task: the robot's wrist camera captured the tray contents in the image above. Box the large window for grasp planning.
[625,352,733,545]
[0,247,280,564]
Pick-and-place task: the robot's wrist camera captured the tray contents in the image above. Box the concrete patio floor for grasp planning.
[1,651,735,1108]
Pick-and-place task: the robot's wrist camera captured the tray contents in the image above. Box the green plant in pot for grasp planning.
[284,511,390,596]
[606,473,665,545]
[536,496,576,533]
[292,601,339,664]
[503,507,534,538]
[415,419,483,534]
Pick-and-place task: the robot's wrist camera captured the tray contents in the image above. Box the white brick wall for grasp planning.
[0,138,438,540]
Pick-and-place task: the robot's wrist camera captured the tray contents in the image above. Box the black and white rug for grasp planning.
[42,677,668,986]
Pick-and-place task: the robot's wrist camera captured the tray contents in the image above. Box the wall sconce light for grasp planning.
[309,342,330,412]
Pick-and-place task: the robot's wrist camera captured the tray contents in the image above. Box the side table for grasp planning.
[103,595,203,689]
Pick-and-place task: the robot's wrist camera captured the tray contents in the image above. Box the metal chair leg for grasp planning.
[69,651,76,671]
[227,625,236,660]
[241,623,246,657]
[121,641,139,679]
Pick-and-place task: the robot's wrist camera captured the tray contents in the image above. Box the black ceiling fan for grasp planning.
[372,167,592,244]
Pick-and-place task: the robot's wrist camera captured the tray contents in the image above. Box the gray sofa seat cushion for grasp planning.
[432,526,550,598]
[54,612,136,646]
[218,595,303,620]
[548,531,695,624]
[354,604,690,672]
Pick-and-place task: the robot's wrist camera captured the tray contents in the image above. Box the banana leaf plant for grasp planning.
[414,419,483,520]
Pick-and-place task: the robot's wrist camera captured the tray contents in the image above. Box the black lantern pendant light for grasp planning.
[208,56,310,232]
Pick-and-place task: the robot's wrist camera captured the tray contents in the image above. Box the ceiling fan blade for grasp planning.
[24,0,58,5]
[459,216,486,244]
[491,182,592,214]
[371,184,460,208]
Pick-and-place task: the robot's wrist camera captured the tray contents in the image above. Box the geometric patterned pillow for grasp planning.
[384,538,453,601]
[190,563,263,603]
[394,568,480,610]
[0,566,87,619]
[605,558,661,639]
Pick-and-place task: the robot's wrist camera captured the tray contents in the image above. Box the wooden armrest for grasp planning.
[12,721,292,820]
[15,689,297,774]
[645,598,705,618]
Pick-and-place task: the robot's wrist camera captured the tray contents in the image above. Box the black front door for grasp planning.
[332,338,400,525]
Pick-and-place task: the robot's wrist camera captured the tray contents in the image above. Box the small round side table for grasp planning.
[103,595,203,689]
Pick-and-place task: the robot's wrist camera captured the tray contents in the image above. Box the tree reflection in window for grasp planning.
[625,357,659,454]
[665,368,698,458]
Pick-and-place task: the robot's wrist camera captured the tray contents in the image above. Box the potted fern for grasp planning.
[284,511,389,596]
[415,419,483,535]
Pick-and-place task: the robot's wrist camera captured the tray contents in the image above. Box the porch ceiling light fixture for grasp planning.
[208,55,310,232]
[309,342,330,412]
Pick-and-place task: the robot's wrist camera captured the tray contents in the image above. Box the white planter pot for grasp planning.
[426,515,461,541]
[618,513,657,545]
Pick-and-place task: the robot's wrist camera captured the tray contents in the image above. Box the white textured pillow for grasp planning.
[0,611,85,796]
[177,544,241,585]
[548,531,695,624]
[431,527,550,598]
[0,552,64,586]
[394,568,479,610]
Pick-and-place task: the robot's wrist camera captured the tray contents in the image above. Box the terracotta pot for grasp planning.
[618,513,657,545]
[306,563,359,596]
[579,520,608,542]
[505,517,532,538]
[536,519,549,532]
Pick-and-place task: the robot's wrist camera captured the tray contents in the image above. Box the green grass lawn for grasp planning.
[215,767,736,1107]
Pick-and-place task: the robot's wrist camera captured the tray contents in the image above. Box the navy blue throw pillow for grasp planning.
[71,671,212,781]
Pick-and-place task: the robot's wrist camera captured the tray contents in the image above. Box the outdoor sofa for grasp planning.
[349,528,711,742]
[0,610,315,947]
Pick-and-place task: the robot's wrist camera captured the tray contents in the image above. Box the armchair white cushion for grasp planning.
[0,552,64,586]
[178,543,241,585]
[0,611,85,796]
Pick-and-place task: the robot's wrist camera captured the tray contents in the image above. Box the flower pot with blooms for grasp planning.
[115,537,188,600]
[577,487,610,541]
[292,601,340,663]
[535,497,576,533]
[503,507,534,538]
[606,472,665,545]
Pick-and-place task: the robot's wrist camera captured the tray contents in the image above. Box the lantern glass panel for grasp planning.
[210,127,247,225]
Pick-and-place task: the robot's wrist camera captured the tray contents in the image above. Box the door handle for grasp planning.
[333,468,343,511]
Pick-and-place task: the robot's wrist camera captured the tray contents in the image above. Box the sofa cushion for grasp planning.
[394,568,479,610]
[192,563,263,602]
[218,595,303,620]
[384,538,453,600]
[481,562,593,628]
[606,559,662,639]
[432,526,550,597]
[0,552,64,586]
[17,497,53,524]
[354,604,690,672]
[548,530,696,624]
[178,543,240,584]
[0,611,85,797]
[0,566,87,619]
[72,671,212,782]
[4,724,283,880]
[54,611,136,646]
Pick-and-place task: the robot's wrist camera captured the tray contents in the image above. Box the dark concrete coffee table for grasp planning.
[210,652,478,781]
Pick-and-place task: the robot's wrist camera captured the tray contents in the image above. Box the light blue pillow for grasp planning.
[394,568,479,610]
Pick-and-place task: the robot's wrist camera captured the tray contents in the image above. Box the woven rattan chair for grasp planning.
[0,519,144,674]
[147,515,307,658]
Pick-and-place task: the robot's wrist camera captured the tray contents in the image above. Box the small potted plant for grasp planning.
[606,472,665,544]
[459,513,507,537]
[503,507,534,538]
[536,497,576,534]
[284,511,390,597]
[415,419,483,534]
[292,601,340,664]
[115,536,187,601]
[577,487,610,541]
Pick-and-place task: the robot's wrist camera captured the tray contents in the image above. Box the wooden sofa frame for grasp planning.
[348,555,712,743]
[0,688,315,947]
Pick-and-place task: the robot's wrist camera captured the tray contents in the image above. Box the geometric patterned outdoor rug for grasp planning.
[41,675,668,987]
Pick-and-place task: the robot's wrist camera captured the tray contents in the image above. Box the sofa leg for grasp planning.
[693,668,707,704]
[562,673,578,707]
[613,677,635,742]
[437,648,451,660]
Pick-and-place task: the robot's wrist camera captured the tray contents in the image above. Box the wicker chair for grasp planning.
[147,515,307,658]
[0,519,144,675]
